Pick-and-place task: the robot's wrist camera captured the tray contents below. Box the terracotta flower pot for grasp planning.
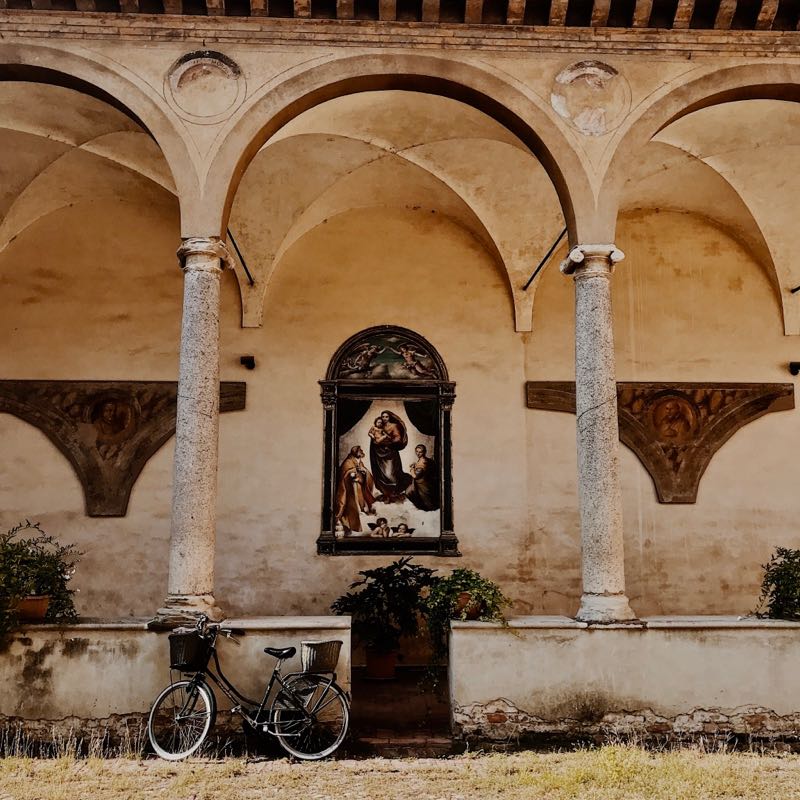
[455,591,484,620]
[365,649,397,680]
[16,595,50,622]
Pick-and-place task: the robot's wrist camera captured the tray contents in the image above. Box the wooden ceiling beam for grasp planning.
[421,0,440,21]
[755,0,779,28]
[549,0,568,25]
[672,0,695,27]
[714,0,736,28]
[506,0,525,23]
[378,0,395,18]
[464,0,483,22]
[632,0,653,25]
[591,0,611,25]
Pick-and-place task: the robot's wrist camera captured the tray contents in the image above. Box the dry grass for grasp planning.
[2,745,800,799]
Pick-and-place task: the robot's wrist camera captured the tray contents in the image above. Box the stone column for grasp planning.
[561,244,636,623]
[156,237,230,625]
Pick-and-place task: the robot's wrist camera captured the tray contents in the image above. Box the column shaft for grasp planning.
[563,244,636,623]
[156,237,229,624]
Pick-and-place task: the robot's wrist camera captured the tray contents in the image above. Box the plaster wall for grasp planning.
[526,209,800,616]
[450,618,800,742]
[0,191,798,623]
[0,617,350,723]
[0,77,798,626]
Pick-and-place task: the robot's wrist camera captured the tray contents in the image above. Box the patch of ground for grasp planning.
[2,746,800,799]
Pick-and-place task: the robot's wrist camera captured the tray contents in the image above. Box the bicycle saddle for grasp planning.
[264,646,296,659]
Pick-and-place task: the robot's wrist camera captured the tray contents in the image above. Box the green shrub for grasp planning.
[756,547,800,620]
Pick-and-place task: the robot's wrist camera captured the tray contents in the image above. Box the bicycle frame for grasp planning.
[177,631,335,736]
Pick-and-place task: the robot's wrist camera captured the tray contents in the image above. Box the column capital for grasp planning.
[560,243,624,278]
[177,237,232,273]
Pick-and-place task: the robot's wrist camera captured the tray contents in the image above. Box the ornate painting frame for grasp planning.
[318,326,458,556]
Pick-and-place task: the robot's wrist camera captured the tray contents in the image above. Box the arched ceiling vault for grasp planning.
[228,128,565,332]
[0,83,176,253]
[621,99,800,335]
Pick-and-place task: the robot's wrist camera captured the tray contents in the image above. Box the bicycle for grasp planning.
[147,614,350,761]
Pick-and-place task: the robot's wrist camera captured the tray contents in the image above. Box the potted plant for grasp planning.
[424,568,511,664]
[0,520,81,641]
[331,557,436,679]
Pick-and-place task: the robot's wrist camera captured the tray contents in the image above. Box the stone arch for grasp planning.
[202,53,593,243]
[598,63,800,334]
[0,42,198,232]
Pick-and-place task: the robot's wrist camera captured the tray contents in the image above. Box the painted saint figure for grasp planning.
[407,444,440,511]
[369,410,412,502]
[92,398,134,460]
[335,445,375,535]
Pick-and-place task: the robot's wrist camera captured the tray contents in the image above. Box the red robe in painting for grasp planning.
[335,448,375,533]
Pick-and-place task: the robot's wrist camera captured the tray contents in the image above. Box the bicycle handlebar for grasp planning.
[193,615,244,645]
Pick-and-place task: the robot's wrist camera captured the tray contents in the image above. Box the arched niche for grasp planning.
[318,326,458,557]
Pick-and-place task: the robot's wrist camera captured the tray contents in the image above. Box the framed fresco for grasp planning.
[318,326,459,556]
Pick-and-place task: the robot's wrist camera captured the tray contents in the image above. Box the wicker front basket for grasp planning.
[169,628,210,672]
[300,640,342,673]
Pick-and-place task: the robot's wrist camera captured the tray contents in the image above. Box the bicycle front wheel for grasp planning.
[273,675,349,760]
[148,679,215,760]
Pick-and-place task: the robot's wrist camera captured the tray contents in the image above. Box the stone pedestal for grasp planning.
[155,237,230,626]
[561,244,636,623]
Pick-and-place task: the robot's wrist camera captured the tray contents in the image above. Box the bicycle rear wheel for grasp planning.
[273,675,349,760]
[148,679,215,760]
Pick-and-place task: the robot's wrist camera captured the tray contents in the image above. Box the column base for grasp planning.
[150,594,224,630]
[575,592,638,624]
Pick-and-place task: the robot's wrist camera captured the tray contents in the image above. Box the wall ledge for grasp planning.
[15,615,352,633]
[452,615,800,630]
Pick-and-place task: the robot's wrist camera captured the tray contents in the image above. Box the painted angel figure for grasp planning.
[388,343,437,378]
[339,343,385,377]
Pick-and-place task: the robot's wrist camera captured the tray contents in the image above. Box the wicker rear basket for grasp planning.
[169,628,211,672]
[300,640,342,673]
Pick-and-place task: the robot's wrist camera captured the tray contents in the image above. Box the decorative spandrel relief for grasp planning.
[526,382,795,503]
[550,61,631,137]
[0,381,246,517]
[164,50,246,125]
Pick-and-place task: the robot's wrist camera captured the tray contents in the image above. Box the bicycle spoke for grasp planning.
[148,680,214,761]
[273,676,349,760]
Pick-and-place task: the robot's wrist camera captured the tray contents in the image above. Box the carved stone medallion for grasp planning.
[526,382,795,503]
[550,61,631,137]
[165,50,245,124]
[0,381,246,517]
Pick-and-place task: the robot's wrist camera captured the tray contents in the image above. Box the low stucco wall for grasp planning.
[450,616,800,744]
[0,616,350,740]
